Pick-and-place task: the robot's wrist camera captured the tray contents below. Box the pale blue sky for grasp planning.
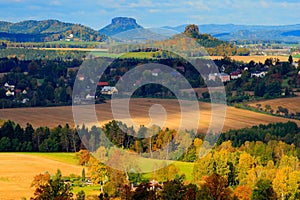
[0,0,299,29]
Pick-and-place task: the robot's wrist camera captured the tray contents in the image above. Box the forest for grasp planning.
[16,120,300,199]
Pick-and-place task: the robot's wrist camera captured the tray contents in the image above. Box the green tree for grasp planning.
[289,55,293,64]
[76,190,85,200]
[251,179,277,200]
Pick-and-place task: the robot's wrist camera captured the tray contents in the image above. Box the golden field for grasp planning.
[0,98,298,132]
[210,55,292,63]
[248,95,300,114]
[0,153,84,200]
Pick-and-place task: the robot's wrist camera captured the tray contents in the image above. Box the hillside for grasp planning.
[151,24,250,56]
[0,19,106,42]
[163,24,300,42]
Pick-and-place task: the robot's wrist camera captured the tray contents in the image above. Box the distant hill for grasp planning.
[0,19,106,42]
[147,25,250,56]
[99,17,143,36]
[162,24,300,42]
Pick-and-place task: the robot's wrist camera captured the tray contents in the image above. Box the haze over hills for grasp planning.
[0,17,299,43]
[163,24,300,42]
[0,19,106,42]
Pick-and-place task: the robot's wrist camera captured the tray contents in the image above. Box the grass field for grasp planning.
[0,98,298,133]
[248,94,300,114]
[0,153,84,200]
[293,54,300,59]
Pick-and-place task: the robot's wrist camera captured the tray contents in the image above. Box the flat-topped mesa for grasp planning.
[111,17,138,26]
[99,17,144,36]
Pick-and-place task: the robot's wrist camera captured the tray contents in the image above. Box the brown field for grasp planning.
[210,55,290,63]
[249,95,300,114]
[39,47,108,52]
[0,98,299,132]
[0,153,83,200]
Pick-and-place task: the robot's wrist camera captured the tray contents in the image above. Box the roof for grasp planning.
[98,82,109,86]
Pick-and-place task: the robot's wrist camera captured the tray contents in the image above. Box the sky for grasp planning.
[0,0,299,29]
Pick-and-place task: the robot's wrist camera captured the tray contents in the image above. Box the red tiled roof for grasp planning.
[98,82,109,86]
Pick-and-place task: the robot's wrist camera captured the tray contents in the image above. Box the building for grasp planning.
[101,86,118,95]
[208,73,230,82]
[251,71,267,78]
[98,82,109,87]
[230,71,242,80]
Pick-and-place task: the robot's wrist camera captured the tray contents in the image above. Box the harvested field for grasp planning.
[0,98,298,132]
[0,153,83,200]
[248,95,300,114]
[210,55,290,63]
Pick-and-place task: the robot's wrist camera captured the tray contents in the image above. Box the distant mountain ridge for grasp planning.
[163,24,300,42]
[99,17,143,36]
[0,19,106,42]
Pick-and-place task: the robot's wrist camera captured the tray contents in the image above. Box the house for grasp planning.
[21,98,29,104]
[0,72,8,78]
[101,86,118,95]
[98,82,109,87]
[15,89,22,93]
[86,94,95,100]
[251,71,267,78]
[5,90,14,97]
[66,34,74,42]
[292,62,299,69]
[209,73,230,82]
[230,71,242,80]
[152,69,160,77]
[77,74,85,81]
[4,82,15,90]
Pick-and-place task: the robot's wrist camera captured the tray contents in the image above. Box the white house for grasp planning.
[4,82,15,90]
[251,71,267,78]
[86,94,95,100]
[101,86,118,95]
[6,90,14,96]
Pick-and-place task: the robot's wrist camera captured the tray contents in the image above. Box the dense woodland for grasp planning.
[15,120,300,199]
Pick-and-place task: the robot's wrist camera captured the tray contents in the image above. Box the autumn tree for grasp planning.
[202,173,232,200]
[30,170,73,200]
[233,185,252,200]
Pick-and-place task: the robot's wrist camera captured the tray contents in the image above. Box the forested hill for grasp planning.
[0,20,106,42]
[153,24,250,56]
